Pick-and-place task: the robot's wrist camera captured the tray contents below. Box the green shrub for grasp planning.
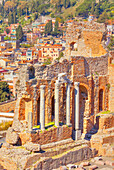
[0,121,13,131]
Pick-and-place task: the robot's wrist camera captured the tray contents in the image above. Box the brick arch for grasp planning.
[79,83,90,133]
[99,87,104,112]
[69,41,77,51]
[19,98,32,121]
[79,83,90,101]
[28,66,35,79]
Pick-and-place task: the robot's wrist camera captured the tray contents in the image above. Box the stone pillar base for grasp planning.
[72,130,81,140]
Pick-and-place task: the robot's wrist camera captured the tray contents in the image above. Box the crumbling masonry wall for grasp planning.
[66,21,107,58]
[14,54,109,136]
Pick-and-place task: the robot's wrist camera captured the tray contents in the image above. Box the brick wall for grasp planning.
[99,114,114,130]
[108,52,114,112]
[19,125,72,145]
[0,100,16,113]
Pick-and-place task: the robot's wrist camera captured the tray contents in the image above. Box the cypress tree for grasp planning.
[91,1,95,15]
[95,3,100,18]
[13,10,17,24]
[16,25,24,42]
[54,20,58,33]
[8,11,13,25]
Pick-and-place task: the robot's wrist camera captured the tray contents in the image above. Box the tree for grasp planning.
[16,25,24,42]
[95,3,101,18]
[97,11,108,23]
[45,20,53,35]
[63,0,70,9]
[0,81,11,102]
[8,11,13,25]
[91,1,95,15]
[54,20,59,33]
[13,10,17,24]
[6,28,10,34]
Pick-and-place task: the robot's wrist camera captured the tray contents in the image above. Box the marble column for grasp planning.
[28,112,32,131]
[66,83,71,126]
[74,82,81,140]
[40,85,45,130]
[55,81,59,127]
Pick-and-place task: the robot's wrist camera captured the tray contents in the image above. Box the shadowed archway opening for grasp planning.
[51,96,55,121]
[79,85,88,133]
[99,89,103,112]
[70,42,77,51]
[29,66,35,79]
[37,97,40,124]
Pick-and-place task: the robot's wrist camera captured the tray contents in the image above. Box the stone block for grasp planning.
[98,168,113,170]
[23,142,41,152]
[80,162,90,166]
[60,166,67,170]
[73,130,81,140]
[67,164,78,169]
[94,157,102,161]
[6,127,19,145]
[89,165,98,170]
[109,162,114,166]
[95,161,105,165]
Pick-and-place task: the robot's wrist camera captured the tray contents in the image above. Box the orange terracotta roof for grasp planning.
[0,59,10,62]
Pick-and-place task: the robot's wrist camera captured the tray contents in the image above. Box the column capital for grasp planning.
[40,85,46,90]
[74,82,80,87]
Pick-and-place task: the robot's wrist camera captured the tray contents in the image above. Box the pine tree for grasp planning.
[16,25,24,42]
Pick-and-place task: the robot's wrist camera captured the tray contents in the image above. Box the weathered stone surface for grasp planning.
[80,161,90,166]
[6,127,19,145]
[89,165,98,170]
[95,160,105,165]
[67,164,78,169]
[94,157,102,161]
[60,166,67,170]
[99,168,113,170]
[2,143,11,149]
[23,142,41,152]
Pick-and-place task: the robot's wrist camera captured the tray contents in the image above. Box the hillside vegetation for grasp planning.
[0,0,113,29]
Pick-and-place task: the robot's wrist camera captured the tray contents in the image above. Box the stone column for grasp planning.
[40,85,45,130]
[66,83,71,126]
[28,112,32,131]
[74,82,81,140]
[55,81,59,127]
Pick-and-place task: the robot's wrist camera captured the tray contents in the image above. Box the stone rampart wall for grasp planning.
[99,114,114,130]
[0,100,16,113]
[19,125,72,145]
[72,55,108,77]
[108,53,114,112]
[28,146,95,170]
[34,60,71,80]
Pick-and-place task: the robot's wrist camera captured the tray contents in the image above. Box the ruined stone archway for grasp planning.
[19,98,32,121]
[70,42,77,51]
[29,66,35,79]
[99,89,103,112]
[79,85,89,133]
